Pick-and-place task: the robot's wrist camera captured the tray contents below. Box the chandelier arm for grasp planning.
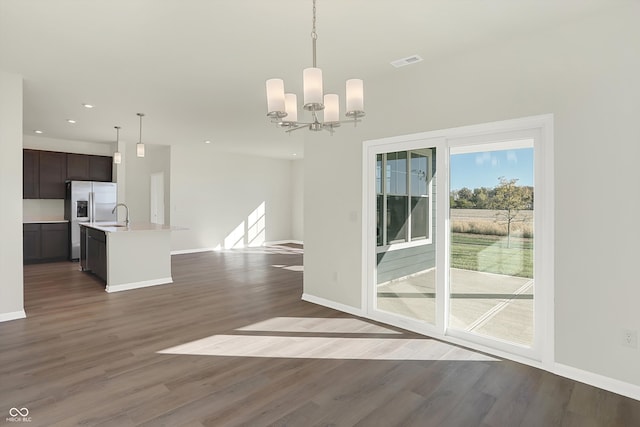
[286,124,311,133]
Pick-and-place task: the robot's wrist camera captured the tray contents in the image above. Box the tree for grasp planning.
[492,177,532,248]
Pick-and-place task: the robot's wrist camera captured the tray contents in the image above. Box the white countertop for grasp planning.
[23,219,69,224]
[79,221,184,233]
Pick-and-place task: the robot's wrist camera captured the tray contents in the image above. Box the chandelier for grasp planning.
[265,0,365,133]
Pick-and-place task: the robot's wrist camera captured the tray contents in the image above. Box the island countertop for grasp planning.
[79,221,184,233]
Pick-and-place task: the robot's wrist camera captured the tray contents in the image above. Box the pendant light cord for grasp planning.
[137,113,145,144]
[311,0,317,68]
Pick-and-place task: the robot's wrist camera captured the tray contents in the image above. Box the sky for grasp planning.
[450,148,533,191]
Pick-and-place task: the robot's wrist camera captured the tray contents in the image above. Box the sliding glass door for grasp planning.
[365,116,552,362]
[448,142,535,348]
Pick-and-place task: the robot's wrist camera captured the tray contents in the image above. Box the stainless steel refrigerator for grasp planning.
[64,180,118,260]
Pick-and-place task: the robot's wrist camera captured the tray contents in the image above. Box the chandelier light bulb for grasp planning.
[303,67,324,110]
[346,79,364,114]
[266,79,286,117]
[284,93,298,122]
[323,94,339,123]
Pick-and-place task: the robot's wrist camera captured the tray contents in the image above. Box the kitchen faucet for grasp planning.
[112,203,130,226]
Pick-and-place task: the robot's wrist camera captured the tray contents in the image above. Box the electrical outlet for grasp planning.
[622,329,638,349]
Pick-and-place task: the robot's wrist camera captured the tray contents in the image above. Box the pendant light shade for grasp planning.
[303,67,323,110]
[323,94,339,123]
[136,113,145,158]
[113,126,122,164]
[284,93,298,123]
[345,79,364,116]
[266,79,286,118]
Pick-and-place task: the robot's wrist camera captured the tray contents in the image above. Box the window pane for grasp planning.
[411,196,429,240]
[411,153,428,196]
[386,151,407,195]
[376,154,382,194]
[386,195,408,243]
[376,194,383,246]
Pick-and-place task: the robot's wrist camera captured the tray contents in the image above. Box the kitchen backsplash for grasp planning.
[23,199,65,222]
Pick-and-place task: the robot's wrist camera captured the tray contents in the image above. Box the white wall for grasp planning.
[124,143,171,224]
[170,145,293,252]
[0,71,24,321]
[303,5,640,388]
[23,134,114,156]
[290,159,304,242]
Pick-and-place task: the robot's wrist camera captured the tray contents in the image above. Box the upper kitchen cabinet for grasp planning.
[23,150,113,199]
[67,153,112,182]
[66,153,90,180]
[39,151,67,199]
[89,155,113,182]
[23,149,40,198]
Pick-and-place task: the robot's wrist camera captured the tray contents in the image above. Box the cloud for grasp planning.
[507,151,518,164]
[476,152,500,167]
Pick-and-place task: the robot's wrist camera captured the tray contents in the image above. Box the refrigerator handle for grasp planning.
[89,192,94,222]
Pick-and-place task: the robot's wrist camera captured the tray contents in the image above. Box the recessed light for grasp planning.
[292,153,297,156]
[204,140,211,144]
[82,104,94,109]
[67,119,77,124]
[34,130,43,134]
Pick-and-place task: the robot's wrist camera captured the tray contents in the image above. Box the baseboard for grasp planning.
[301,293,364,317]
[171,247,216,255]
[554,362,640,401]
[106,277,173,293]
[0,310,26,323]
[303,294,640,402]
[266,240,304,246]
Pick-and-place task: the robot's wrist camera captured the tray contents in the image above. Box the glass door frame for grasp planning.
[363,114,554,367]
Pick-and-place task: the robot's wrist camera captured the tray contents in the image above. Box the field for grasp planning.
[450,209,533,278]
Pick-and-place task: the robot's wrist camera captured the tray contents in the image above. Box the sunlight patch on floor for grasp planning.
[158,317,498,362]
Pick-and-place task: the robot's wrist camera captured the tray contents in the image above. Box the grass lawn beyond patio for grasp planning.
[451,232,533,278]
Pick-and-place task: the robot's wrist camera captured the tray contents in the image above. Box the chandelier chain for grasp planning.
[311,0,317,67]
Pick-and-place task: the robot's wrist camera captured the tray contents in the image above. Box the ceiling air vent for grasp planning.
[390,55,424,68]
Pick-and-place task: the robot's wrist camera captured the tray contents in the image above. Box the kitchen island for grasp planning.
[79,222,180,293]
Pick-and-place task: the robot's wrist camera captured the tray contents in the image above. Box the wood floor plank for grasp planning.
[0,246,638,426]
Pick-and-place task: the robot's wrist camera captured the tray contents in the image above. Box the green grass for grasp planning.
[451,232,533,278]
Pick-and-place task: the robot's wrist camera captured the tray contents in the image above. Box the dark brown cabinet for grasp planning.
[23,150,40,199]
[89,155,113,182]
[23,224,42,262]
[66,153,90,180]
[23,222,69,264]
[86,227,107,282]
[23,150,113,200]
[39,151,67,199]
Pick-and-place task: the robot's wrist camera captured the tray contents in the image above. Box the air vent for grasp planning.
[391,55,424,68]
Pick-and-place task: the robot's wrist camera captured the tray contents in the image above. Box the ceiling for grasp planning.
[0,0,623,159]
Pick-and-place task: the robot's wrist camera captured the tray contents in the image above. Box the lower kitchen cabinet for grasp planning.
[23,222,69,264]
[86,228,107,282]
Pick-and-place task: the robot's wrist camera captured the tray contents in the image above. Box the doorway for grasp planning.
[364,115,554,363]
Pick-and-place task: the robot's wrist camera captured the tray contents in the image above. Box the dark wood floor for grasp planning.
[2,246,639,426]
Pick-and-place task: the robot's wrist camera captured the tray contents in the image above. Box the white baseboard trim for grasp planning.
[302,294,640,402]
[171,247,216,255]
[554,362,640,401]
[106,277,173,293]
[266,240,304,246]
[0,310,26,323]
[301,293,364,318]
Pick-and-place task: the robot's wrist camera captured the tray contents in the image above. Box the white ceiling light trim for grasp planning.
[265,0,365,134]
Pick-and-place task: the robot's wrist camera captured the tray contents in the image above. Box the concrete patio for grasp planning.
[376,268,534,346]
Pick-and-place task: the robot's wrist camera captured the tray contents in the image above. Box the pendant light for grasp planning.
[265,0,365,134]
[113,126,122,164]
[136,113,145,157]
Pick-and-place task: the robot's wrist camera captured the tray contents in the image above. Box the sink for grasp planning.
[109,224,128,228]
